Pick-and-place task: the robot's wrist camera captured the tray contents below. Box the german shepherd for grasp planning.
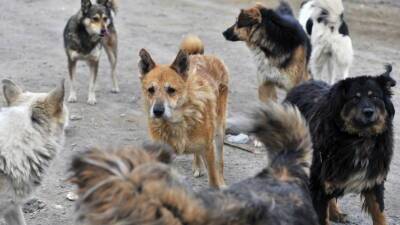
[0,79,68,225]
[64,0,119,105]
[138,35,229,188]
[223,1,311,102]
[70,102,318,225]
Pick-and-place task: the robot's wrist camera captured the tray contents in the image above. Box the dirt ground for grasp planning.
[0,0,399,224]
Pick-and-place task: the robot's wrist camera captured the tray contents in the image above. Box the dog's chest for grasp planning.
[325,140,386,194]
[68,44,102,61]
[250,47,290,88]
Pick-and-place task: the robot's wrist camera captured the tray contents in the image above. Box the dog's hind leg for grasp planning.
[362,184,387,225]
[67,59,78,103]
[258,81,277,103]
[4,206,26,225]
[328,199,348,223]
[103,30,119,93]
[192,153,205,178]
[215,84,228,180]
[203,142,225,188]
[87,60,99,105]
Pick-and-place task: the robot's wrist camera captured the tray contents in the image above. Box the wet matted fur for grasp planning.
[70,102,318,225]
[223,1,311,102]
[285,65,396,225]
[64,0,119,105]
[0,79,68,225]
[137,36,229,188]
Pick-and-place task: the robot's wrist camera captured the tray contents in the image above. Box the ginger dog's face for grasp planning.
[138,49,189,122]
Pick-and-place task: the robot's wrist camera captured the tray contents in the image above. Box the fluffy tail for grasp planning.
[229,102,313,175]
[275,1,294,17]
[180,35,204,55]
[70,143,207,225]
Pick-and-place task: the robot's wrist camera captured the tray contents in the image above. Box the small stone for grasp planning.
[70,114,83,121]
[54,204,64,210]
[226,133,250,144]
[66,191,79,201]
[120,113,126,117]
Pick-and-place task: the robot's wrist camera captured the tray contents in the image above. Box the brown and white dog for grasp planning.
[138,36,229,188]
[223,2,311,102]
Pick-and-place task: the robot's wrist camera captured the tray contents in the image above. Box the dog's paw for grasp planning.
[68,95,77,103]
[193,168,204,178]
[111,87,120,93]
[253,139,264,148]
[87,97,97,105]
[330,213,348,223]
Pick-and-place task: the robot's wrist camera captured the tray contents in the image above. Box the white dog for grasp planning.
[299,0,353,84]
[0,79,68,225]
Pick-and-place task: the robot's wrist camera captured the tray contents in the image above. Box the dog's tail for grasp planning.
[180,35,204,55]
[70,142,208,225]
[275,1,294,17]
[229,102,313,176]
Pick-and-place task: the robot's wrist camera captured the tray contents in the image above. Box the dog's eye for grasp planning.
[93,17,100,22]
[166,87,176,95]
[103,17,108,22]
[148,87,155,95]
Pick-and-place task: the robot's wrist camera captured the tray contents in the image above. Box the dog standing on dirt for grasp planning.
[138,35,229,188]
[286,65,396,225]
[70,102,319,225]
[0,80,68,225]
[223,1,311,102]
[298,0,353,84]
[64,0,119,105]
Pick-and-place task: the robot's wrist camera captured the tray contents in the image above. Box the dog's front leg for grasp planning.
[203,142,225,188]
[87,59,99,105]
[4,205,26,225]
[67,59,78,103]
[102,31,119,93]
[362,184,387,225]
[258,81,277,103]
[311,187,330,225]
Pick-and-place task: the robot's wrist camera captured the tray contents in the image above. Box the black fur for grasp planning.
[339,21,350,36]
[285,65,395,224]
[258,3,312,64]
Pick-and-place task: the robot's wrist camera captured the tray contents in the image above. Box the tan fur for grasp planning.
[139,36,229,188]
[328,200,347,223]
[258,81,277,102]
[180,35,204,55]
[363,191,387,225]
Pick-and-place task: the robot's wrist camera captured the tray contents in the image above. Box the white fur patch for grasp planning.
[250,47,291,89]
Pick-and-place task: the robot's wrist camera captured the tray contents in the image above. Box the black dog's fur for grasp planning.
[286,65,396,224]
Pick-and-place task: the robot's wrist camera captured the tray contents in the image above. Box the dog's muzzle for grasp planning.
[152,102,165,118]
[223,26,240,41]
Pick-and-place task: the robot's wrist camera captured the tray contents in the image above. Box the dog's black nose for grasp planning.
[362,108,374,118]
[153,104,165,118]
[223,26,239,41]
[100,29,107,36]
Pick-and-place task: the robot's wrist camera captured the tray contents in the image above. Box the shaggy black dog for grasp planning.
[285,65,396,225]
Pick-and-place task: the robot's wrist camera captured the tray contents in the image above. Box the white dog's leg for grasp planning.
[4,206,26,225]
[327,59,336,84]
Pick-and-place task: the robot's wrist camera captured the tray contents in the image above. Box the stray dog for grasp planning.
[223,1,311,102]
[64,0,119,105]
[0,79,68,225]
[286,65,396,225]
[298,0,353,84]
[70,102,319,225]
[137,35,229,188]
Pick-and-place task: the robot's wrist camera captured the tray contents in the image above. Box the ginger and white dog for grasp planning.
[0,80,68,225]
[299,0,353,84]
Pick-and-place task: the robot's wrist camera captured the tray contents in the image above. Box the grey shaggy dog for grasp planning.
[0,79,68,225]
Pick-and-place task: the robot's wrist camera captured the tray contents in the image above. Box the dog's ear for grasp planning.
[46,79,65,116]
[2,79,23,106]
[81,0,92,15]
[326,80,347,115]
[142,141,175,164]
[376,64,396,90]
[138,49,156,78]
[237,7,262,28]
[171,50,189,79]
